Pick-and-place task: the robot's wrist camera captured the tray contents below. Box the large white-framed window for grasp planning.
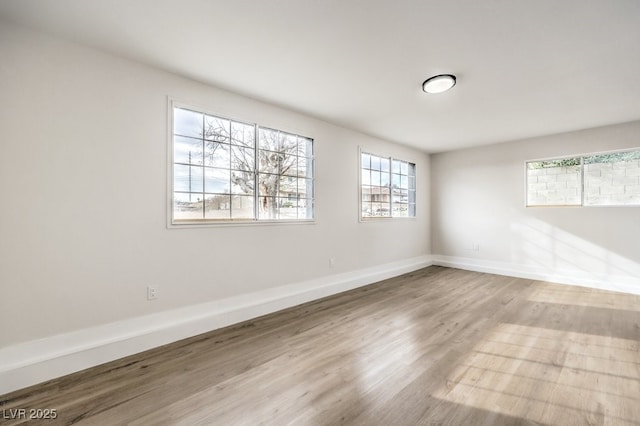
[170,103,314,224]
[526,148,640,207]
[360,151,416,219]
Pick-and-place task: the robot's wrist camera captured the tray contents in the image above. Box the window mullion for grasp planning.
[201,117,206,219]
[388,156,393,217]
[254,124,259,221]
[580,156,585,206]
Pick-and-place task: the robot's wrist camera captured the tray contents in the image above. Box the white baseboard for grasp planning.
[0,255,431,395]
[431,255,640,296]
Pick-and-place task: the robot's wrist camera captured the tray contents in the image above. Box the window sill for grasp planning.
[169,219,316,229]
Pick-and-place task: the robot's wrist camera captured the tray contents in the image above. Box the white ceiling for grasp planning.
[1,0,640,152]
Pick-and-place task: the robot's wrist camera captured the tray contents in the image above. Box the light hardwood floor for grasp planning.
[2,266,640,425]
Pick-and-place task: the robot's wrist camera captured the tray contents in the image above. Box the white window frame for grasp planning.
[359,148,416,221]
[525,147,640,208]
[168,100,315,227]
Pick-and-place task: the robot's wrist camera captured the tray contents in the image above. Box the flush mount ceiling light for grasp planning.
[422,74,456,94]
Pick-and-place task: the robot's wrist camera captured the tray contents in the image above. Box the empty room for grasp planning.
[1,1,640,424]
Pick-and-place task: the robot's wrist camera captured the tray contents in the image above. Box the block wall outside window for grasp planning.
[526,159,582,206]
[584,153,640,206]
[526,149,640,207]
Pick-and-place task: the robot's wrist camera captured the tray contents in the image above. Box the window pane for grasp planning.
[258,197,277,219]
[392,202,408,217]
[298,137,313,158]
[174,108,202,138]
[366,186,388,203]
[173,192,203,220]
[300,180,312,198]
[280,152,297,176]
[362,169,371,185]
[231,146,255,171]
[400,161,408,174]
[378,186,390,200]
[231,170,254,194]
[204,115,230,142]
[371,170,381,186]
[231,195,254,219]
[174,164,203,193]
[584,150,640,206]
[362,186,372,202]
[392,159,400,174]
[302,158,313,179]
[174,136,203,165]
[278,198,298,219]
[380,157,390,172]
[279,176,297,197]
[204,168,229,194]
[259,128,278,151]
[371,202,386,216]
[258,150,281,173]
[391,173,401,188]
[279,132,297,153]
[400,175,408,189]
[297,156,311,178]
[526,159,581,206]
[204,142,230,168]
[362,153,371,169]
[408,175,416,190]
[298,198,313,219]
[258,173,277,196]
[231,122,254,148]
[281,155,297,177]
[204,194,230,219]
[371,155,381,171]
[362,202,373,217]
[381,172,390,186]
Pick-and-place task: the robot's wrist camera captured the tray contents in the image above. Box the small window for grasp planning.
[361,152,416,219]
[526,157,582,206]
[526,149,640,207]
[171,105,314,224]
[584,151,640,206]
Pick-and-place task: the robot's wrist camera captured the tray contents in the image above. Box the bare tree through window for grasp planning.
[172,106,313,222]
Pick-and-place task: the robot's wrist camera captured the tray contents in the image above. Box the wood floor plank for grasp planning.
[1,266,639,425]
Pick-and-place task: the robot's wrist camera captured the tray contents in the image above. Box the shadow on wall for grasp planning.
[510,216,640,292]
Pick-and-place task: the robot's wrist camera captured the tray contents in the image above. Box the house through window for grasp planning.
[360,152,416,219]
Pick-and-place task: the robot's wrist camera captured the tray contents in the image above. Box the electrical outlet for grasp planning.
[147,286,158,301]
[329,257,336,268]
[472,243,480,251]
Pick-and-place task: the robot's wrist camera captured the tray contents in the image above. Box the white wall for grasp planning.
[0,20,430,391]
[431,121,640,294]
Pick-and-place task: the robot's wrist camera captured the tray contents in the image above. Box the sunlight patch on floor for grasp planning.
[433,323,640,425]
[527,284,640,311]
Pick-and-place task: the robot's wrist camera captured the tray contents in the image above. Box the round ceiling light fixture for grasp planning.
[422,74,456,94]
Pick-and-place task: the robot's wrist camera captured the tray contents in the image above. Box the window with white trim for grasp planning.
[360,152,416,219]
[172,106,314,223]
[526,148,640,207]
